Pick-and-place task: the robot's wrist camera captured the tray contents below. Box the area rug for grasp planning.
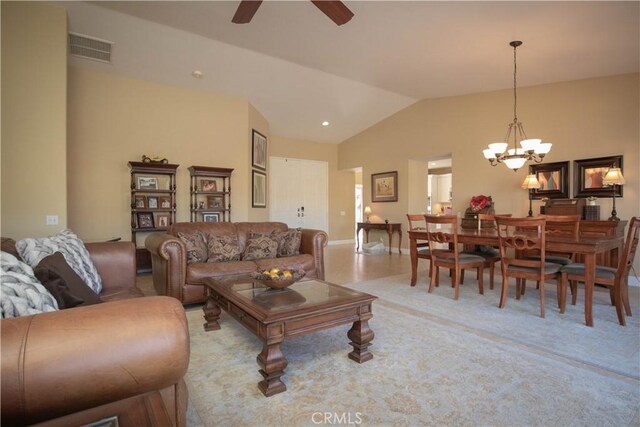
[184,274,640,426]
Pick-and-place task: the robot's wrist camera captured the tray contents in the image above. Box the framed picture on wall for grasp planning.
[252,129,267,171]
[371,171,398,202]
[573,155,623,198]
[528,161,569,199]
[252,170,267,208]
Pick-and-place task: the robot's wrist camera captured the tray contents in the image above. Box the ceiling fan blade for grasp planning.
[310,1,354,26]
[232,0,263,24]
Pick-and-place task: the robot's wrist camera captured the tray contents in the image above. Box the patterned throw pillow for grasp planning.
[1,251,59,318]
[207,234,241,263]
[16,229,103,294]
[277,228,302,257]
[178,231,208,264]
[242,231,279,261]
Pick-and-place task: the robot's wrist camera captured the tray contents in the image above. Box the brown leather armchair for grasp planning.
[146,222,328,305]
[1,241,190,426]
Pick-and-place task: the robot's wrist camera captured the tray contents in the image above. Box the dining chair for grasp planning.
[462,213,512,290]
[407,214,431,281]
[424,215,484,300]
[521,214,581,296]
[495,216,564,318]
[559,216,639,326]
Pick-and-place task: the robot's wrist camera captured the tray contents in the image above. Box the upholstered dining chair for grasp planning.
[521,214,581,296]
[462,213,512,290]
[559,216,639,326]
[424,215,485,300]
[407,214,431,278]
[495,216,564,318]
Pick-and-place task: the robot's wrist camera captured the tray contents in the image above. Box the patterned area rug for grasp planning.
[184,273,640,426]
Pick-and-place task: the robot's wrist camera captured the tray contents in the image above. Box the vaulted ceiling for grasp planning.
[58,1,639,143]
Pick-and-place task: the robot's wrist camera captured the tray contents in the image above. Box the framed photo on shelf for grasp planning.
[573,155,623,198]
[156,213,170,228]
[134,195,147,209]
[200,179,217,192]
[528,161,569,200]
[203,212,220,223]
[371,171,398,202]
[252,129,267,171]
[207,196,224,209]
[147,196,158,209]
[159,196,171,209]
[137,176,158,190]
[136,212,155,229]
[252,170,267,208]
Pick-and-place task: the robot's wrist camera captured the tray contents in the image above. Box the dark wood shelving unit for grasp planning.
[189,166,233,223]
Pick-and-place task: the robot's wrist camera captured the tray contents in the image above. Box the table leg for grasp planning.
[410,236,418,286]
[202,295,222,331]
[387,229,393,254]
[257,342,288,397]
[347,319,374,363]
[584,253,595,327]
[356,226,361,251]
[397,229,402,254]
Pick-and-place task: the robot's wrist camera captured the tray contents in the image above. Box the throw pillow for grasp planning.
[178,231,208,264]
[207,234,241,263]
[276,228,302,257]
[1,251,59,318]
[242,231,279,261]
[16,229,103,294]
[34,252,103,309]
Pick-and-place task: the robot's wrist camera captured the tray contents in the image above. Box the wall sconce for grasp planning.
[364,206,372,222]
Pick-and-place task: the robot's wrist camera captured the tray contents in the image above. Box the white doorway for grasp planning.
[269,157,328,232]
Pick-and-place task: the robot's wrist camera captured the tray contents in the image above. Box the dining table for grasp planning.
[408,228,624,327]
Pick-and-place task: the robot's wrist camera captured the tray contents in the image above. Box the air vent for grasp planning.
[68,32,113,63]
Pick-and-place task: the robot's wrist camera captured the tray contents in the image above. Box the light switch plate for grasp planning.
[46,215,59,225]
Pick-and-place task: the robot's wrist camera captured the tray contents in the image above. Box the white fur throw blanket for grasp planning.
[1,251,58,318]
[17,229,103,294]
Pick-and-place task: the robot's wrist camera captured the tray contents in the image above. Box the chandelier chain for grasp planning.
[513,43,518,122]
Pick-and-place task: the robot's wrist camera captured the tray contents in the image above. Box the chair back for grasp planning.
[541,214,581,238]
[495,216,547,282]
[618,216,640,278]
[424,215,459,262]
[406,214,427,231]
[477,213,512,227]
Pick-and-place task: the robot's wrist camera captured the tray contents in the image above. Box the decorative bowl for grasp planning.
[250,269,306,290]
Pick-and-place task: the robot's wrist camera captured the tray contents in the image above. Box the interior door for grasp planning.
[269,157,328,232]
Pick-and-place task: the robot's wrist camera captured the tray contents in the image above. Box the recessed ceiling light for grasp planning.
[322,121,330,126]
[192,70,203,79]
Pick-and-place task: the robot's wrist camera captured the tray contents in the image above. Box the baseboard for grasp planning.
[327,239,354,246]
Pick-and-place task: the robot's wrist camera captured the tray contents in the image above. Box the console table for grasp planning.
[356,222,402,254]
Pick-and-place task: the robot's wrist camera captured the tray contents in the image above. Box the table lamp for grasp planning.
[521,174,541,217]
[603,167,625,221]
[364,206,372,223]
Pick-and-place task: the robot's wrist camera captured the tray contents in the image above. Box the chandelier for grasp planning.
[482,41,551,171]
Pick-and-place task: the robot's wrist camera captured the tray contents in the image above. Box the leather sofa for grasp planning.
[1,240,190,427]
[145,222,328,305]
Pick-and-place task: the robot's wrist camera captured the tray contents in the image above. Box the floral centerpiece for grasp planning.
[469,195,491,212]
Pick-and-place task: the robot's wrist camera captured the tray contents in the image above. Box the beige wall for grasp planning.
[67,67,250,244]
[247,104,270,222]
[339,73,639,231]
[270,136,355,241]
[1,2,68,239]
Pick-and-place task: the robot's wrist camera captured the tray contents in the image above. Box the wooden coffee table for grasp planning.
[202,278,377,397]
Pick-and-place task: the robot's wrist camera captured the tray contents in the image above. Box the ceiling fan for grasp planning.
[232,1,354,26]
